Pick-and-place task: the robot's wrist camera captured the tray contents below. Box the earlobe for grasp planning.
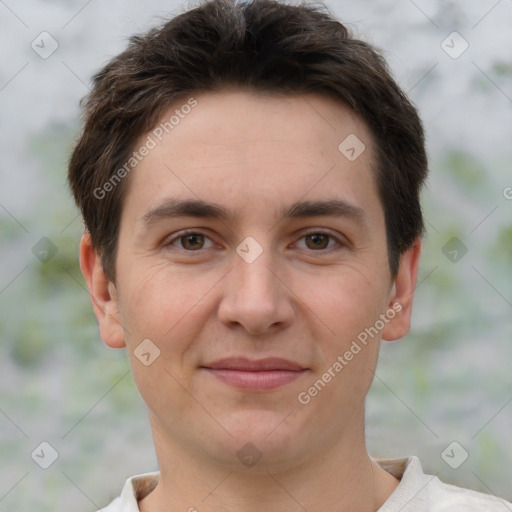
[381,238,422,342]
[79,233,126,349]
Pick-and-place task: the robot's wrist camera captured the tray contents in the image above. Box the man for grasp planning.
[67,0,511,510]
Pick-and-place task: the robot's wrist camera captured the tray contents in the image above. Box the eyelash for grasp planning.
[164,229,346,254]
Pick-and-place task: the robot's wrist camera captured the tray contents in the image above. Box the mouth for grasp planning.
[200,357,308,391]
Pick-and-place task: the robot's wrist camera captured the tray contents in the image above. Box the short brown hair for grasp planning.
[68,0,428,282]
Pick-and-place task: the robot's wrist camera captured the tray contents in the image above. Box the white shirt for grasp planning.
[98,456,512,511]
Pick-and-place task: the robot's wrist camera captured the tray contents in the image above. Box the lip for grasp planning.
[201,357,307,391]
[203,357,305,371]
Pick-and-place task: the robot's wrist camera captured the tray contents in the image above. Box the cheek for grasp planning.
[119,266,209,417]
[303,266,387,337]
[118,263,215,362]
[121,262,185,321]
[298,265,388,398]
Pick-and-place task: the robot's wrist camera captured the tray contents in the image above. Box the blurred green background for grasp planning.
[1,1,511,510]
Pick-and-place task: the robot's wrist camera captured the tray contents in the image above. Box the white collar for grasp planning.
[114,456,424,511]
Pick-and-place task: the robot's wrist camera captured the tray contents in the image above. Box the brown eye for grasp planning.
[180,233,205,250]
[304,233,330,250]
[164,231,215,252]
[294,230,344,253]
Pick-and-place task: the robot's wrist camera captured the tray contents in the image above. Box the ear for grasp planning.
[382,237,422,341]
[79,233,126,348]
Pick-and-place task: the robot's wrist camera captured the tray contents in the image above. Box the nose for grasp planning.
[217,241,295,335]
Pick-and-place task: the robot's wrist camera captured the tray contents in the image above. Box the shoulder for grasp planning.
[428,478,512,511]
[376,456,512,512]
[96,496,122,512]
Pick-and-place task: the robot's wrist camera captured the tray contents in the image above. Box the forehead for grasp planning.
[122,90,381,227]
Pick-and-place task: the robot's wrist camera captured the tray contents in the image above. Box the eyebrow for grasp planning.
[140,198,367,227]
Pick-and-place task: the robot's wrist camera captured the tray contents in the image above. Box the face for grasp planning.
[81,90,420,472]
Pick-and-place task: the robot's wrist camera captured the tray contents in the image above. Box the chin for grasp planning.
[207,410,308,471]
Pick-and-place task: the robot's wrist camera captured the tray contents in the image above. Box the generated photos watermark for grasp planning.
[297,302,402,405]
[93,97,198,200]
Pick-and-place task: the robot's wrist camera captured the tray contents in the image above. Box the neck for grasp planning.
[139,410,399,512]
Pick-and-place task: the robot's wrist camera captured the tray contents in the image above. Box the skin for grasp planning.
[80,90,421,512]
